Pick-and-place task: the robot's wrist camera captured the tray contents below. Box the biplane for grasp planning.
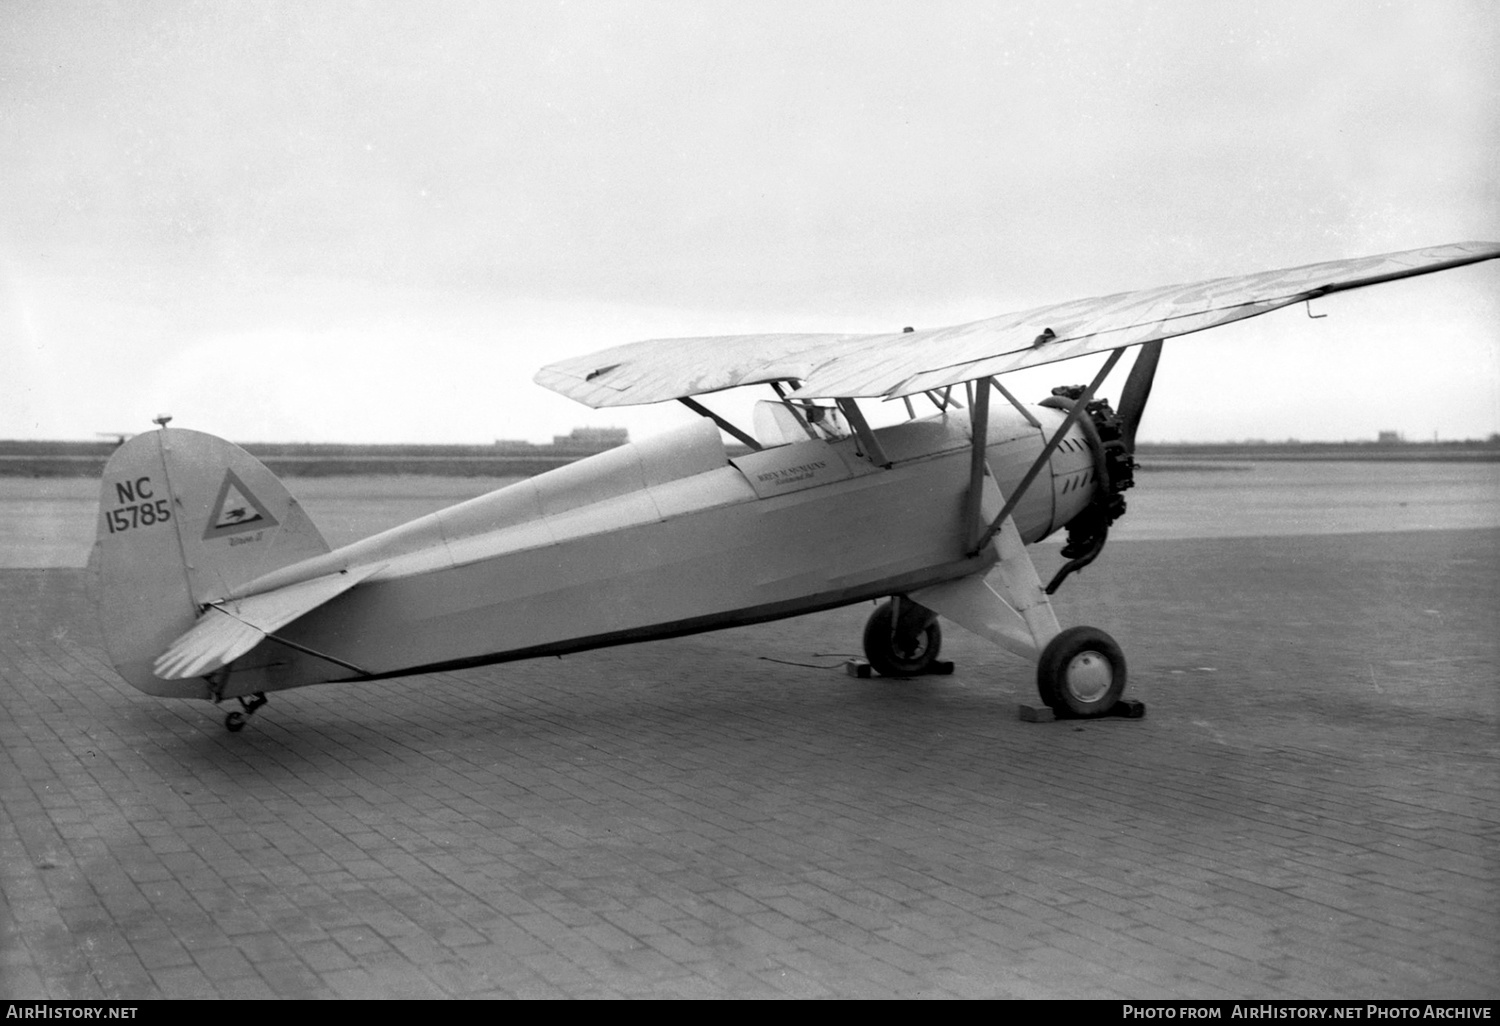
[93,242,1500,731]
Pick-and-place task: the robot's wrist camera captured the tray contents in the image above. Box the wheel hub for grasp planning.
[1064,651,1113,703]
[895,633,929,659]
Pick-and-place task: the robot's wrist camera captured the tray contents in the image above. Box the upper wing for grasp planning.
[534,241,1500,407]
[534,331,859,409]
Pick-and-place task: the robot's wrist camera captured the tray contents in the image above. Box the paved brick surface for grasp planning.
[1,529,1496,999]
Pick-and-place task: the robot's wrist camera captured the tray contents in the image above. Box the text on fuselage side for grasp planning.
[757,461,828,486]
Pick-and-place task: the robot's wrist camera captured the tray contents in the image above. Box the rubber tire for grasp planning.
[1036,625,1126,717]
[225,711,246,733]
[862,600,943,677]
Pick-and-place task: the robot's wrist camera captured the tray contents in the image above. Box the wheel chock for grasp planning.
[846,658,954,679]
[1018,698,1146,722]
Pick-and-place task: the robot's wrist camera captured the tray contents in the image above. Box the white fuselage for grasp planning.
[146,406,1096,700]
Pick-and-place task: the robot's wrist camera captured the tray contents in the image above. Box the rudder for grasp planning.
[94,427,330,696]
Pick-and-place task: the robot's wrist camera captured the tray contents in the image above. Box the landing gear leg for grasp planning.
[929,369,1139,720]
[225,693,268,733]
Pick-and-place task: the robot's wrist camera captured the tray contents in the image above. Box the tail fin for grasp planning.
[94,427,330,696]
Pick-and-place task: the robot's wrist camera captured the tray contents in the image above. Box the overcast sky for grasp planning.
[3,0,1497,444]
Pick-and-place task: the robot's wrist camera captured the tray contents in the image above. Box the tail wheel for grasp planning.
[862,600,943,677]
[1037,626,1126,717]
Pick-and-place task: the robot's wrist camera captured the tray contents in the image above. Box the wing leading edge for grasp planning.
[534,241,1500,408]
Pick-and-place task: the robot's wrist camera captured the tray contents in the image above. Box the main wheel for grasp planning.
[1036,626,1126,717]
[862,600,943,677]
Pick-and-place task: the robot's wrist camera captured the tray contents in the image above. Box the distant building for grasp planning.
[552,426,629,451]
[1377,430,1404,444]
[492,426,630,456]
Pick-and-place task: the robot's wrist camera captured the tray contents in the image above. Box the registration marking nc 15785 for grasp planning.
[104,476,172,535]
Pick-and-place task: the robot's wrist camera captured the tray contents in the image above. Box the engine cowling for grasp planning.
[1039,389,1139,592]
[982,405,1099,545]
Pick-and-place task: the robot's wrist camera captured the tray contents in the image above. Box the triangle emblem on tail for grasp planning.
[203,469,281,539]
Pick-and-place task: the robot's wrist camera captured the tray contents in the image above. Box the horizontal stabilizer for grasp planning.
[153,565,382,680]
